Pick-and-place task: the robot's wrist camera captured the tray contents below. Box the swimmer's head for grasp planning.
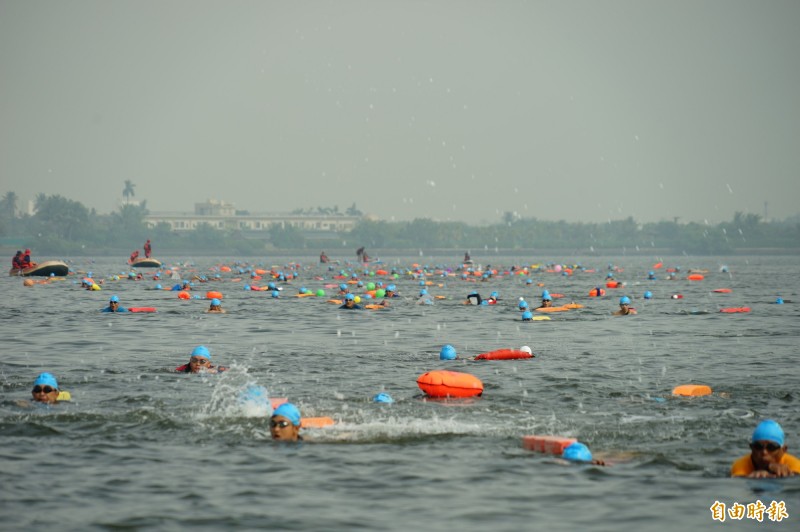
[439,344,457,360]
[339,283,347,291]
[520,346,532,355]
[518,300,529,310]
[190,345,211,360]
[373,392,394,404]
[522,311,533,321]
[345,293,355,301]
[419,289,428,296]
[109,295,120,303]
[387,284,396,292]
[491,291,498,298]
[272,403,301,426]
[33,372,58,389]
[271,290,280,298]
[210,298,221,306]
[775,297,784,304]
[643,291,653,300]
[752,420,785,446]
[619,296,632,306]
[562,442,593,462]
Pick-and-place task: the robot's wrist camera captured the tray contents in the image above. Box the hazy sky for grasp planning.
[2,1,798,224]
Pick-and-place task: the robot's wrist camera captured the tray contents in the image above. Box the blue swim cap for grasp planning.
[155,284,162,289]
[243,284,250,290]
[191,345,211,360]
[273,403,301,426]
[649,271,655,276]
[491,291,498,298]
[439,344,457,360]
[541,290,550,298]
[752,420,785,446]
[345,293,355,301]
[33,372,58,389]
[339,283,347,291]
[211,298,221,306]
[110,295,120,303]
[522,311,533,321]
[373,392,394,404]
[643,291,653,299]
[271,290,280,298]
[542,294,552,301]
[775,297,784,304]
[562,442,593,462]
[519,300,529,309]
[419,289,428,296]
[268,282,276,290]
[387,284,396,292]
[525,278,533,284]
[620,296,632,305]
[606,273,614,278]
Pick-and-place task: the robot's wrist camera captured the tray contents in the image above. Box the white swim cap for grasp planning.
[520,346,532,354]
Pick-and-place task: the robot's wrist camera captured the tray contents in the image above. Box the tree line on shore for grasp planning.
[1,192,798,256]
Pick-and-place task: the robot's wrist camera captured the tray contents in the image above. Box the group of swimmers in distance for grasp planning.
[23,254,798,460]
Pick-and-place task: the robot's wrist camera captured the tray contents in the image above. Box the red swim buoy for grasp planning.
[606,281,621,288]
[687,274,704,281]
[475,349,533,360]
[589,288,606,297]
[128,307,157,313]
[671,294,683,299]
[206,290,223,300]
[178,291,191,300]
[712,288,732,293]
[522,435,577,454]
[720,307,751,313]
[416,370,483,398]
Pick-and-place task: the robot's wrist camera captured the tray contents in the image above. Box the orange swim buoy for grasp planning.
[712,288,732,293]
[589,288,606,297]
[606,281,620,288]
[653,262,663,269]
[672,384,712,397]
[534,306,569,313]
[562,303,584,309]
[475,349,533,360]
[178,291,191,299]
[522,435,577,454]
[300,416,335,429]
[719,307,751,313]
[206,291,223,300]
[549,293,565,299]
[416,370,483,398]
[687,274,704,281]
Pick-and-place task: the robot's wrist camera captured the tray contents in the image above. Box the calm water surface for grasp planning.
[2,255,798,531]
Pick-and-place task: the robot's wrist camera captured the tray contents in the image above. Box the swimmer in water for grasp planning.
[207,298,225,313]
[536,292,553,309]
[339,293,362,310]
[176,345,226,374]
[30,372,66,404]
[613,296,637,316]
[731,420,800,478]
[561,442,607,466]
[102,295,129,313]
[270,403,302,442]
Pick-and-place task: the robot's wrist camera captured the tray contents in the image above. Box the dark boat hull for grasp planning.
[130,258,162,268]
[9,260,70,277]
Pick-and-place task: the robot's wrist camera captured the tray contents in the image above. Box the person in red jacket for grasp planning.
[143,239,152,258]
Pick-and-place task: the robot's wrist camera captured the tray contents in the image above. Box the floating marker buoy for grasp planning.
[672,384,712,397]
[416,370,483,398]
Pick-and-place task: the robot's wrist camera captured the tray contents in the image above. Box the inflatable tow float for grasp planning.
[417,370,483,398]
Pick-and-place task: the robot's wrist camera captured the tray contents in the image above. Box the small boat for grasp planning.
[130,257,162,268]
[9,260,70,277]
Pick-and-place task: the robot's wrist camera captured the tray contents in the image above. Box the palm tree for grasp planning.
[122,180,136,204]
